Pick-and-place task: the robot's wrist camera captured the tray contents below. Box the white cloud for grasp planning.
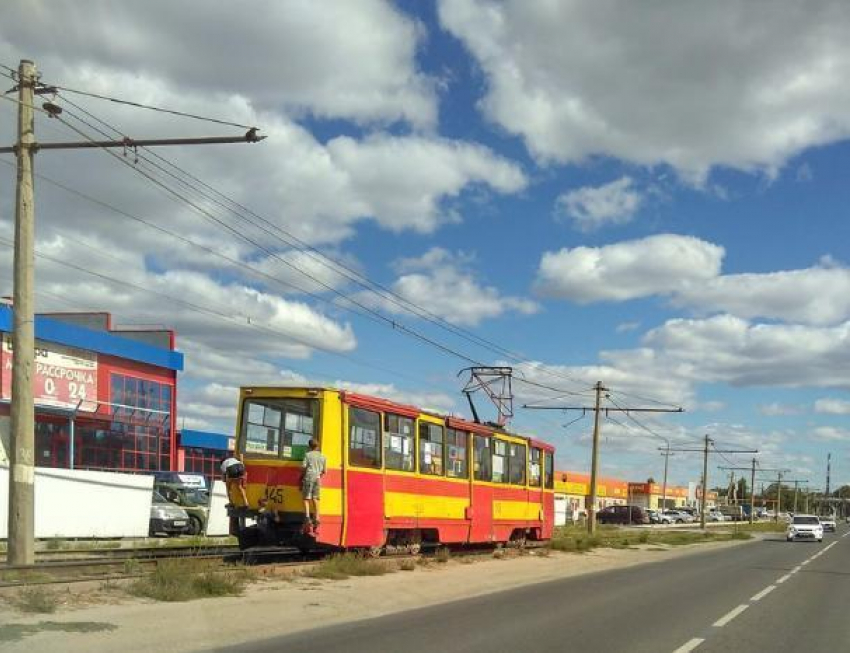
[758,403,804,416]
[439,0,850,181]
[811,426,850,442]
[535,234,850,327]
[4,0,436,127]
[534,234,724,302]
[615,321,641,334]
[555,177,642,231]
[674,265,850,326]
[643,315,850,389]
[362,248,538,327]
[814,398,850,415]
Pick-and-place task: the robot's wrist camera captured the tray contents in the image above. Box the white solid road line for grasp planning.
[713,604,749,628]
[750,585,776,602]
[776,573,792,584]
[672,637,705,653]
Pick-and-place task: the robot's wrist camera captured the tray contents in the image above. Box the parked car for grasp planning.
[662,509,694,523]
[707,509,728,522]
[596,505,649,525]
[156,484,211,536]
[646,509,673,524]
[820,515,837,532]
[149,490,191,537]
[786,514,823,542]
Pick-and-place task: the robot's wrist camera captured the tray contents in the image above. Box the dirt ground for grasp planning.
[0,539,752,652]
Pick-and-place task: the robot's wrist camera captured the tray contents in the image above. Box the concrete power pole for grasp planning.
[700,435,710,529]
[523,383,683,535]
[3,58,265,566]
[826,453,831,498]
[8,59,37,566]
[750,458,756,524]
[587,381,606,534]
[775,471,783,522]
[660,444,672,512]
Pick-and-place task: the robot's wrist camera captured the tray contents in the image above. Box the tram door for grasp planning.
[470,434,494,542]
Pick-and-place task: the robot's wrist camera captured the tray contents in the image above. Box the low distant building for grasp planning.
[176,429,234,484]
[627,482,689,510]
[553,471,630,524]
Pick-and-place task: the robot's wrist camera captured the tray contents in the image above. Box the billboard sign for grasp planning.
[1,334,98,411]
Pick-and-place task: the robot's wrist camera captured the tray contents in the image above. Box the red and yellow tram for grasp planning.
[227,387,555,552]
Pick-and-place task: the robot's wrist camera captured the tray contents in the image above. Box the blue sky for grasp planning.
[1,1,850,489]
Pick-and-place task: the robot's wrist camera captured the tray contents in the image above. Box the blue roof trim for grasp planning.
[179,429,232,451]
[0,306,183,371]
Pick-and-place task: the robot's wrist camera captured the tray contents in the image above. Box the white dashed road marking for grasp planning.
[713,604,749,628]
[671,529,846,651]
[750,585,776,602]
[672,638,705,653]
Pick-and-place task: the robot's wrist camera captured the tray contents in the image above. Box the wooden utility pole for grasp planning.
[523,382,683,534]
[4,58,264,565]
[8,59,37,566]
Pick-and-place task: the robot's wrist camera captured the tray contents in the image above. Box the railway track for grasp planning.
[0,541,541,589]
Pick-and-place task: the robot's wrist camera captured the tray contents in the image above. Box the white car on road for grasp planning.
[820,515,837,532]
[786,514,823,542]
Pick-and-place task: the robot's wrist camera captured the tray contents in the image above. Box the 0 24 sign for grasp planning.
[1,334,98,411]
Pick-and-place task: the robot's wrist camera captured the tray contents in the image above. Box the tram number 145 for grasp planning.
[263,487,284,505]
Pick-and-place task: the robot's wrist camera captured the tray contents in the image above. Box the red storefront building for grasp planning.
[0,307,183,473]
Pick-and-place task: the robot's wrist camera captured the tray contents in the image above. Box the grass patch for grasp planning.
[305,553,390,580]
[399,559,416,571]
[435,547,451,564]
[550,524,752,553]
[0,621,117,644]
[128,558,250,602]
[11,587,59,613]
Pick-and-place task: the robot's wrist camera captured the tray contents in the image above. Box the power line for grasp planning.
[45,83,257,130]
[51,91,594,394]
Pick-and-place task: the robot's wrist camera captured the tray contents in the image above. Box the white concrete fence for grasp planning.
[0,465,231,539]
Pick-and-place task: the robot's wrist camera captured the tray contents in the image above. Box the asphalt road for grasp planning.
[216,526,850,653]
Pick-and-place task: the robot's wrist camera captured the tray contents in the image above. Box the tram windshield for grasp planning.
[239,397,318,460]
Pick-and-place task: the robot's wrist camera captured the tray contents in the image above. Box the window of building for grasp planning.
[240,397,317,460]
[104,374,174,472]
[508,443,527,485]
[492,439,508,483]
[446,428,468,479]
[384,414,414,471]
[473,434,491,481]
[419,422,444,475]
[182,446,230,485]
[529,447,542,487]
[349,407,381,468]
[544,451,554,489]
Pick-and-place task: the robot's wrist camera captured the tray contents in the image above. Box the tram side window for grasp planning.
[349,407,381,468]
[529,447,542,487]
[544,451,555,489]
[508,443,527,485]
[419,422,444,475]
[384,414,414,471]
[473,435,492,481]
[445,428,468,479]
[492,440,508,483]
